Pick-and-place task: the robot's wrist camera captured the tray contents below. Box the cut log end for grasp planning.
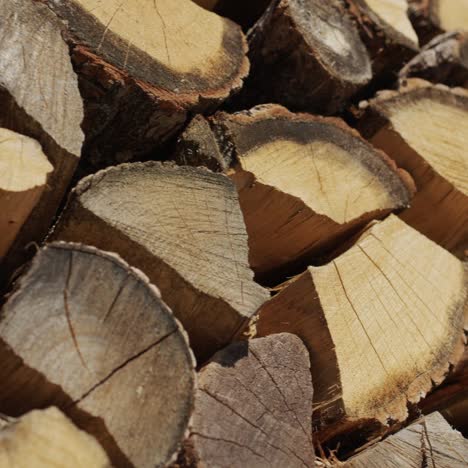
[242,0,371,114]
[0,129,53,259]
[359,79,468,256]
[51,162,269,361]
[257,215,467,442]
[0,242,196,467]
[176,105,414,281]
[184,333,315,468]
[0,408,110,468]
[430,0,468,33]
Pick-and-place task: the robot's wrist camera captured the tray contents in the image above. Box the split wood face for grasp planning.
[243,0,372,113]
[0,129,53,259]
[257,215,467,441]
[52,162,269,361]
[45,0,247,99]
[187,334,315,467]
[177,105,414,281]
[0,0,83,284]
[0,408,110,468]
[361,80,468,256]
[431,0,468,32]
[344,412,468,467]
[0,243,195,467]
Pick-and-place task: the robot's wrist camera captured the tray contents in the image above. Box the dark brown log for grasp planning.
[344,412,468,467]
[35,0,248,169]
[0,0,84,286]
[256,215,467,444]
[237,0,372,114]
[0,408,110,468]
[179,333,315,468]
[0,242,196,467]
[409,0,468,45]
[399,31,468,87]
[345,0,420,82]
[175,105,415,283]
[357,79,468,258]
[51,162,269,361]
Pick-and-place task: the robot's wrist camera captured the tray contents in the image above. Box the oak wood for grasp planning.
[358,79,468,257]
[257,215,466,443]
[51,162,269,361]
[0,408,110,468]
[176,105,415,282]
[0,242,196,467]
[0,0,84,286]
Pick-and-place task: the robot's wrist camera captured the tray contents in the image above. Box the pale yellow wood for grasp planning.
[240,140,398,224]
[436,0,468,31]
[0,128,53,260]
[385,97,468,195]
[77,0,224,76]
[0,408,110,468]
[365,0,419,46]
[313,215,465,421]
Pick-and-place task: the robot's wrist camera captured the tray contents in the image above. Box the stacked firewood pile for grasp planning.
[0,0,467,466]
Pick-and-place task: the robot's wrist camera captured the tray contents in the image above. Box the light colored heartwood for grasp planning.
[436,0,468,31]
[385,97,468,195]
[240,139,398,224]
[0,408,110,468]
[365,0,419,46]
[77,0,225,76]
[0,129,53,259]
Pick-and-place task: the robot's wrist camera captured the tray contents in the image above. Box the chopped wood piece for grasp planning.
[0,129,53,261]
[176,105,414,282]
[358,79,468,257]
[0,0,84,284]
[0,243,196,467]
[51,162,269,360]
[256,215,467,443]
[345,0,419,80]
[39,0,248,168]
[0,407,110,468]
[182,333,315,468]
[344,412,468,467]
[239,0,372,114]
[409,0,468,44]
[399,31,468,87]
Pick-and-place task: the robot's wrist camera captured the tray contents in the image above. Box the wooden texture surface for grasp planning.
[52,162,269,360]
[257,215,466,442]
[0,408,110,468]
[183,333,315,467]
[0,243,196,467]
[0,0,84,285]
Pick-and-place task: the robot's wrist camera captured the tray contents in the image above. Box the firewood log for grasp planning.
[0,242,196,467]
[399,31,468,87]
[32,0,248,168]
[51,162,269,360]
[256,215,467,444]
[344,0,420,81]
[177,333,315,468]
[175,105,415,282]
[238,0,372,114]
[0,408,110,468]
[0,0,84,285]
[344,412,468,467]
[358,79,468,257]
[409,0,468,44]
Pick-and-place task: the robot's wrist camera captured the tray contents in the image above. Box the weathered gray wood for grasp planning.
[345,413,468,467]
[0,242,196,468]
[0,0,84,285]
[51,162,269,360]
[181,333,315,468]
